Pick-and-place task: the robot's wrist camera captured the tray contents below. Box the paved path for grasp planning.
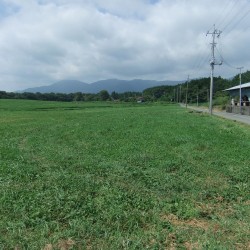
[180,104,250,126]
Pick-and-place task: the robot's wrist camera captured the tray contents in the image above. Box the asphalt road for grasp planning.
[180,104,250,126]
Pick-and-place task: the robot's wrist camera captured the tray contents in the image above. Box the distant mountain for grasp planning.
[22,80,91,93]
[20,79,183,94]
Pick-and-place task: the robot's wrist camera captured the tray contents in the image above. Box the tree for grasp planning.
[110,91,119,100]
[74,92,83,101]
[99,90,110,101]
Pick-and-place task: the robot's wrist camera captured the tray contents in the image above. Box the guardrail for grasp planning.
[226,105,250,115]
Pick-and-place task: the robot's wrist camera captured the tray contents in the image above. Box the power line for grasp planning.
[219,55,250,82]
[215,0,238,28]
[215,47,250,79]
[194,52,211,75]
[190,37,211,71]
[215,47,237,69]
[192,50,210,72]
[223,8,250,36]
[190,38,212,76]
[191,1,250,83]
[222,1,250,34]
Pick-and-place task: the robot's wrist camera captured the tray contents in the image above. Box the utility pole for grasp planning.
[206,25,222,114]
[176,87,179,103]
[185,75,189,108]
[237,67,244,114]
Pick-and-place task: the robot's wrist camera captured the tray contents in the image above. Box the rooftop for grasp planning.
[225,82,250,91]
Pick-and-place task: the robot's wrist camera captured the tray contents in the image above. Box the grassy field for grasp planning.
[0,99,249,249]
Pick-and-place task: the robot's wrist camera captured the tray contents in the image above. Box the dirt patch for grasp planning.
[161,213,218,232]
[43,244,53,250]
[42,239,75,250]
[244,200,250,205]
[184,241,201,250]
[235,242,250,250]
[196,201,235,219]
[164,233,177,250]
[203,176,229,190]
[57,238,75,250]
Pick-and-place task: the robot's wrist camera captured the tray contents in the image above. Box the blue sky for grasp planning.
[0,0,250,91]
[0,1,19,18]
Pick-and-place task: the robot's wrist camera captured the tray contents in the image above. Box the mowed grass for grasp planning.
[0,99,249,249]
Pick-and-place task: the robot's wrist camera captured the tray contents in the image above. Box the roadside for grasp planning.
[180,104,250,126]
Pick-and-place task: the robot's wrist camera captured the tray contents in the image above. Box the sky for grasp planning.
[0,0,250,91]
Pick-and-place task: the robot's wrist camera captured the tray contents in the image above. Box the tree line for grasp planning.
[0,90,142,102]
[143,76,232,103]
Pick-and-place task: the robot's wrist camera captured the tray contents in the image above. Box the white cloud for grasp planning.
[0,0,250,91]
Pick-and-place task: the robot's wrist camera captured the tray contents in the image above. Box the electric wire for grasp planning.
[216,45,250,84]
[191,43,210,71]
[204,0,250,82]
[191,1,237,79]
[223,8,250,37]
[222,1,250,34]
[215,46,237,69]
[215,0,238,28]
[190,52,211,80]
[196,53,211,73]
[192,0,250,80]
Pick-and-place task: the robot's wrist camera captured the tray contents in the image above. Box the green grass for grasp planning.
[0,99,249,249]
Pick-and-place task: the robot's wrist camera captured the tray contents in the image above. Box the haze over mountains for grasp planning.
[21,79,183,94]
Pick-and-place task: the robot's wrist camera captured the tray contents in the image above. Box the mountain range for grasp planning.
[21,79,183,94]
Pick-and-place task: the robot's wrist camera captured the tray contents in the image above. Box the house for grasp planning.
[137,97,145,103]
[225,82,250,99]
[225,82,250,114]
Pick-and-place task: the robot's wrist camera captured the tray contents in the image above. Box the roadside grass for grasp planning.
[0,99,249,249]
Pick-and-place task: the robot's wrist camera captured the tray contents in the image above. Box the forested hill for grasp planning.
[143,71,250,102]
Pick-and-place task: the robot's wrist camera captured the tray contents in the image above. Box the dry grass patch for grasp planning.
[164,233,177,250]
[183,241,202,250]
[244,200,250,205]
[43,244,53,250]
[42,239,75,250]
[196,201,236,219]
[161,213,219,232]
[57,238,75,250]
[235,242,250,250]
[203,175,229,190]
